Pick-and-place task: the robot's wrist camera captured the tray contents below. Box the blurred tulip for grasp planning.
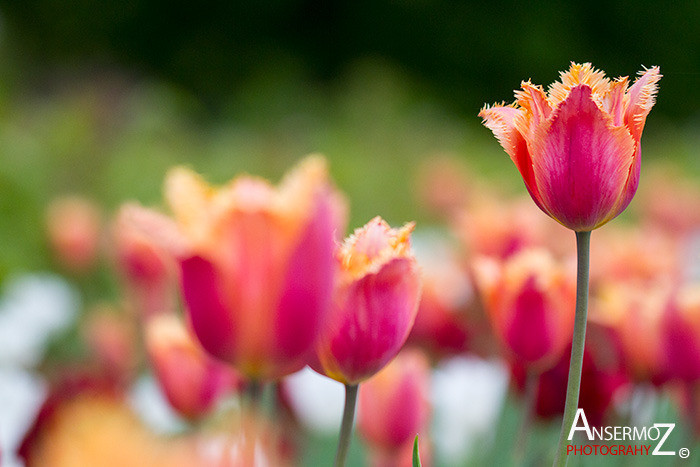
[145,313,243,420]
[473,249,575,371]
[660,284,700,383]
[82,303,139,385]
[313,217,422,385]
[591,279,671,383]
[479,63,660,231]
[414,155,472,217]
[511,323,629,427]
[589,226,681,288]
[637,167,700,235]
[114,204,179,318]
[357,350,432,466]
[407,232,472,359]
[125,156,345,381]
[46,196,102,272]
[455,197,569,259]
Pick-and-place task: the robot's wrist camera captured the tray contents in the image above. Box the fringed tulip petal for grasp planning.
[625,66,662,141]
[478,105,539,200]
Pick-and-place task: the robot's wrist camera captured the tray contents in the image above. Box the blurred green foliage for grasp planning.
[1,0,699,120]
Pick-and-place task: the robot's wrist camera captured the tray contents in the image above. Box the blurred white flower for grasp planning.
[0,274,79,367]
[283,367,345,433]
[431,356,509,464]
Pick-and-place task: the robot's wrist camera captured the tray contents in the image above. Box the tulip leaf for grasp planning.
[413,435,422,467]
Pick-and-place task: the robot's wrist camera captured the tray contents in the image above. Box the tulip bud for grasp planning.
[313,217,422,384]
[357,350,431,464]
[145,314,243,419]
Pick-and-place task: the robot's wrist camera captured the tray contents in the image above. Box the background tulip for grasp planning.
[314,216,422,385]
[357,349,432,466]
[124,156,344,381]
[474,249,575,372]
[144,313,243,420]
[313,216,422,467]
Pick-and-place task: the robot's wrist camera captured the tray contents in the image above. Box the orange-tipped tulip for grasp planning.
[313,217,422,384]
[479,63,660,231]
[145,314,243,419]
[474,249,576,371]
[125,156,345,381]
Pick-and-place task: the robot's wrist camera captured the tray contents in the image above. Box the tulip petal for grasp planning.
[479,105,543,207]
[181,255,238,364]
[273,191,336,376]
[514,82,552,140]
[532,85,636,230]
[505,277,554,363]
[625,66,661,141]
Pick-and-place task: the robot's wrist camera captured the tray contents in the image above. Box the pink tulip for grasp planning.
[313,217,422,384]
[479,63,660,231]
[661,285,700,383]
[125,156,345,381]
[473,249,576,371]
[145,314,243,419]
[114,204,179,318]
[357,350,431,462]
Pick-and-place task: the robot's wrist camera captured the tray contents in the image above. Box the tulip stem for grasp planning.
[553,230,591,467]
[514,371,538,463]
[335,383,359,467]
[247,380,264,410]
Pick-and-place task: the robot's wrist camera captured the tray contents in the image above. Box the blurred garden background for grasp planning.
[1,1,700,466]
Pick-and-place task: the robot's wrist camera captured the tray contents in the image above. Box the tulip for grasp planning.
[124,156,344,381]
[314,217,422,385]
[591,279,670,383]
[479,62,660,232]
[406,232,472,359]
[479,63,660,465]
[660,284,700,383]
[46,196,102,272]
[473,249,575,371]
[144,313,243,420]
[313,216,422,467]
[113,204,180,319]
[357,350,432,467]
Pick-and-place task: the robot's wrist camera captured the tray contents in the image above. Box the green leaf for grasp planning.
[413,435,422,467]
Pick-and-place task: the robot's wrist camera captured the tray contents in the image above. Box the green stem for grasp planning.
[247,380,264,410]
[335,383,359,467]
[553,230,591,467]
[514,370,538,464]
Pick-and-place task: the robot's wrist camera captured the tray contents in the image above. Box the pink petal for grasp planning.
[531,85,636,231]
[327,257,421,384]
[479,105,545,211]
[272,191,336,376]
[181,255,238,364]
[504,277,554,364]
